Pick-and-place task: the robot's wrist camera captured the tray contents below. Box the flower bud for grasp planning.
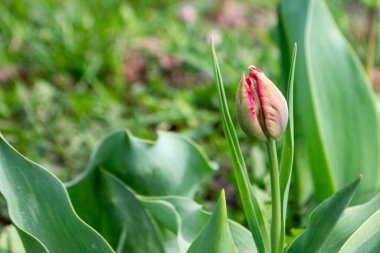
[236,66,288,141]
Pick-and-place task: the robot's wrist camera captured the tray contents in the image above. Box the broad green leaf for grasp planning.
[287,177,361,253]
[139,198,185,253]
[279,43,297,249]
[279,0,380,204]
[68,167,165,253]
[101,170,165,253]
[211,42,269,253]
[0,136,114,253]
[68,130,215,197]
[187,191,238,253]
[338,209,380,252]
[15,228,47,253]
[292,143,314,206]
[322,194,380,252]
[354,230,380,252]
[140,196,257,253]
[67,130,214,252]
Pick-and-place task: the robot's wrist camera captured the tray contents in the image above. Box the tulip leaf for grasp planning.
[279,43,297,249]
[354,230,380,252]
[140,196,257,253]
[68,130,215,197]
[15,228,47,253]
[279,0,380,203]
[337,209,380,252]
[287,176,361,253]
[0,136,114,253]
[321,194,380,252]
[67,130,215,252]
[211,42,269,253]
[98,170,165,253]
[186,191,238,253]
[138,198,186,252]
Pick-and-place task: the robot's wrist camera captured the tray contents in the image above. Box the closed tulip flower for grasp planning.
[236,66,288,141]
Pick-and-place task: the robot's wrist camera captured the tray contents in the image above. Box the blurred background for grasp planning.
[0,0,379,227]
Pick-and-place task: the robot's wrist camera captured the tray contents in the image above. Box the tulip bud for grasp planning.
[236,66,288,141]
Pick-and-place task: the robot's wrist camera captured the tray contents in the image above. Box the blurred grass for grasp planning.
[0,0,377,227]
[0,0,282,180]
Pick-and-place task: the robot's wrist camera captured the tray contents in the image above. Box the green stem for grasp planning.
[366,8,377,78]
[266,140,281,253]
[212,43,270,253]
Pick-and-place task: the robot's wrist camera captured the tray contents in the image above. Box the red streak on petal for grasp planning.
[248,66,263,102]
[255,77,264,106]
[249,66,267,123]
[245,77,256,117]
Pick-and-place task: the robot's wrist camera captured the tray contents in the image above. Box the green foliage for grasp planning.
[187,191,238,253]
[212,43,269,253]
[66,130,216,251]
[356,231,380,252]
[0,135,114,253]
[279,0,380,204]
[68,130,215,197]
[140,196,256,253]
[0,226,25,253]
[361,0,380,8]
[0,0,281,185]
[0,0,379,252]
[0,128,256,252]
[279,44,297,251]
[322,194,380,251]
[286,177,380,253]
[287,177,361,252]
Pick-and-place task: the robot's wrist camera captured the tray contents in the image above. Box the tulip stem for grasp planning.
[266,140,282,253]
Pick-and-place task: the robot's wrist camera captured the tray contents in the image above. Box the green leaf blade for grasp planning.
[279,0,380,204]
[354,230,380,253]
[306,0,380,204]
[187,191,238,253]
[140,195,257,253]
[69,130,215,197]
[67,130,215,252]
[102,171,165,253]
[279,43,297,250]
[338,209,380,252]
[68,167,166,252]
[287,177,361,253]
[0,137,114,253]
[321,194,380,252]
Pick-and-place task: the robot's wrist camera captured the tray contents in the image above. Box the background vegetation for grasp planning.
[0,0,379,237]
